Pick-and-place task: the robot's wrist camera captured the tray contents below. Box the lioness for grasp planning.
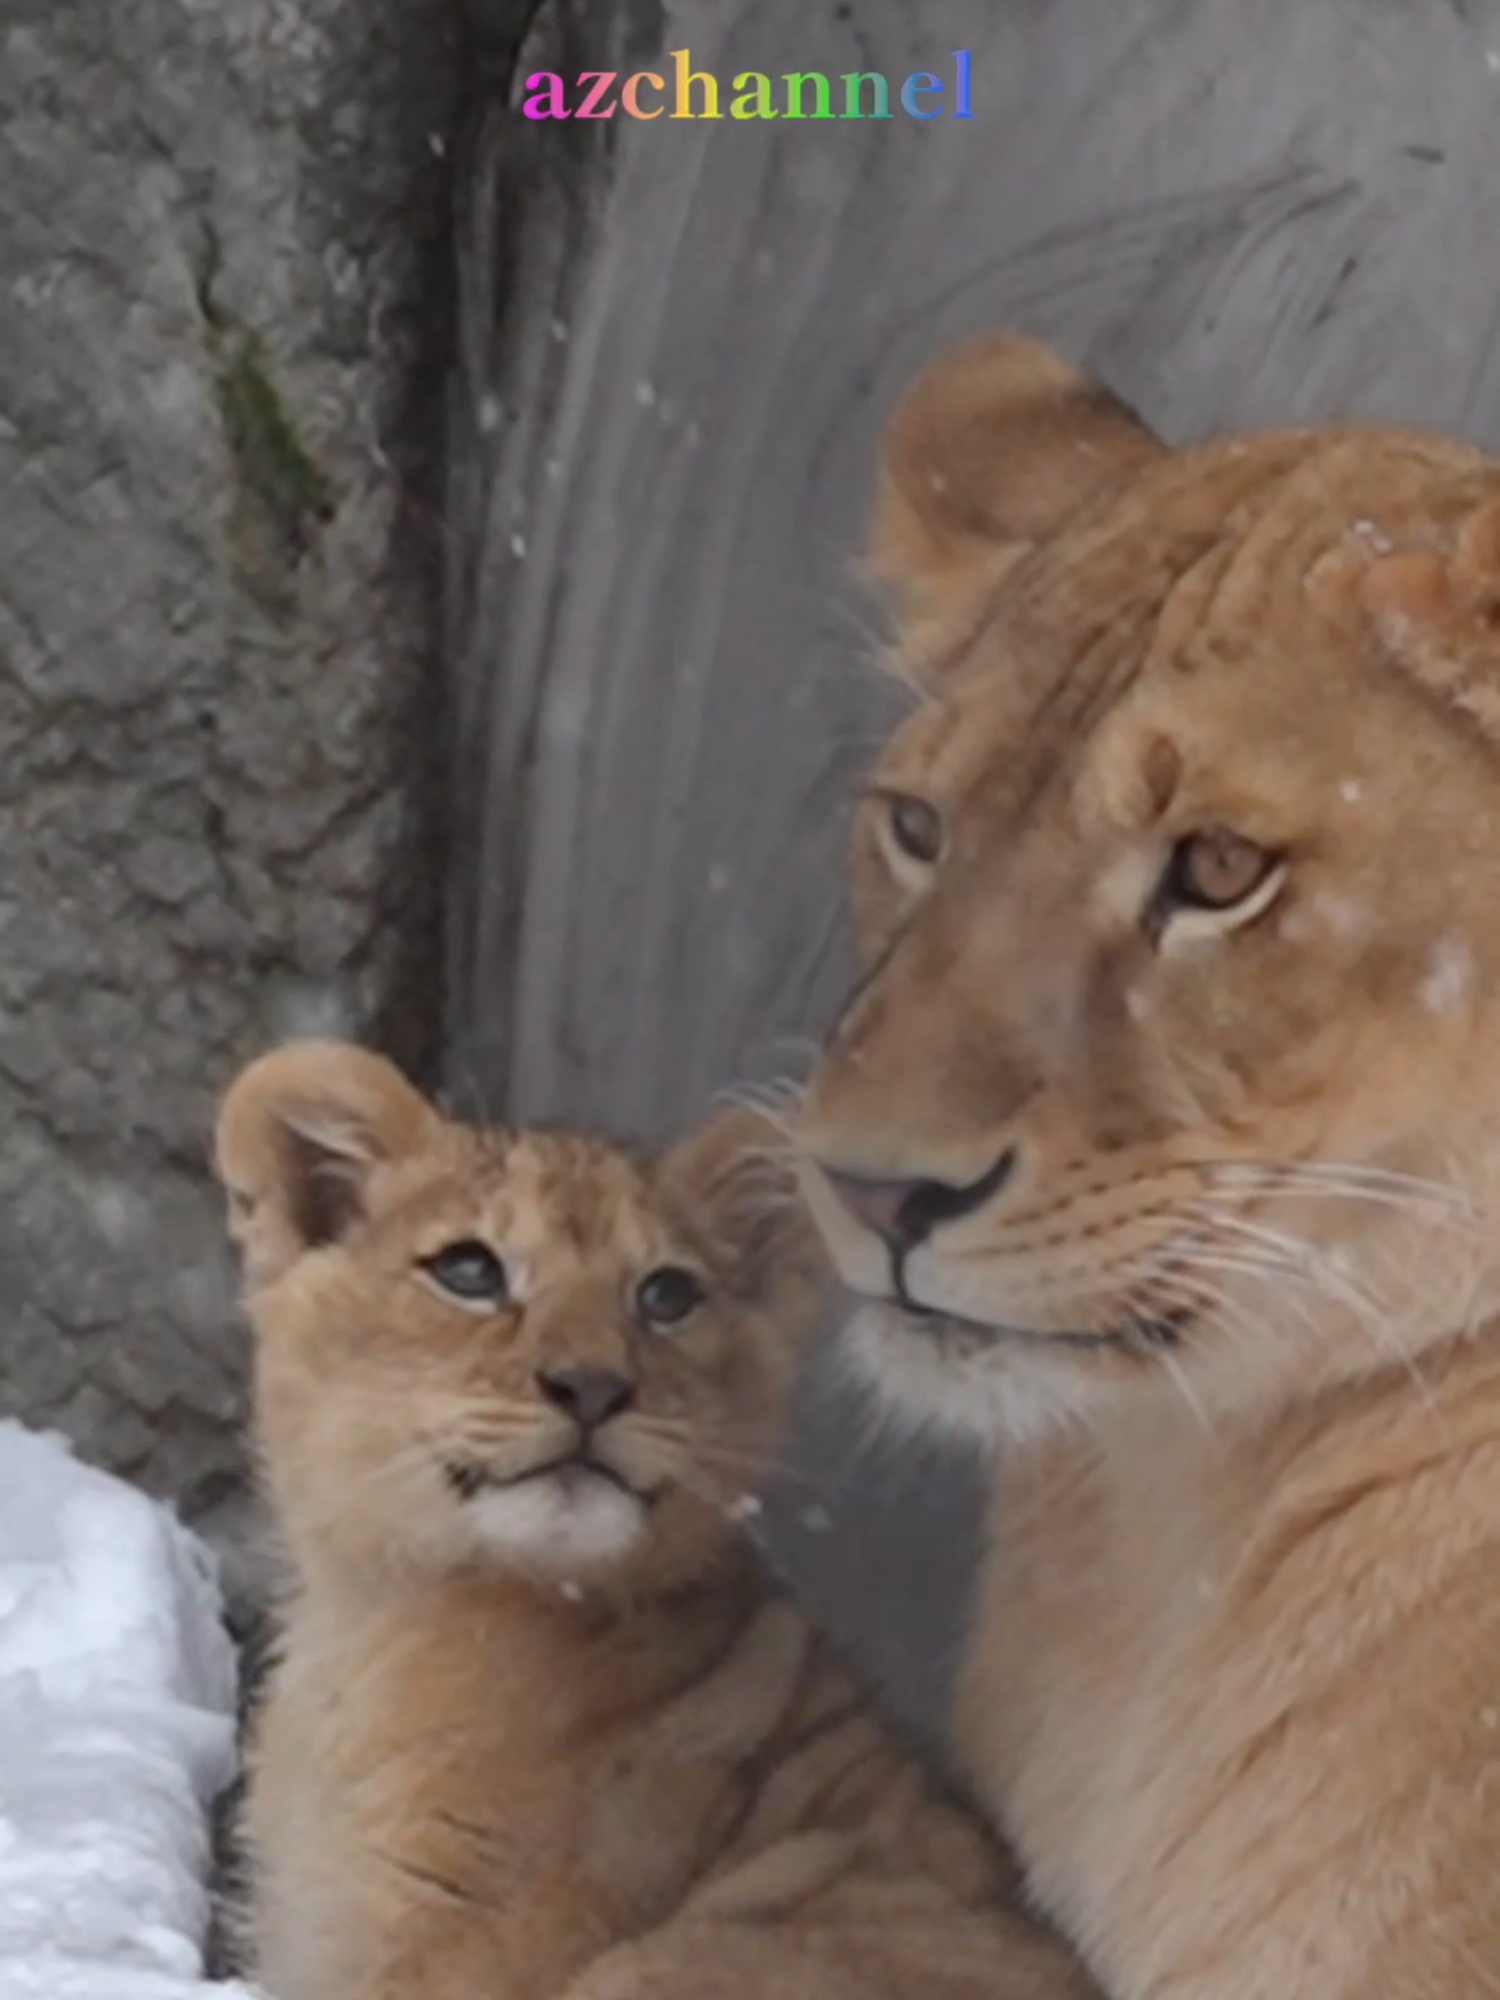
[796,333,1500,1997]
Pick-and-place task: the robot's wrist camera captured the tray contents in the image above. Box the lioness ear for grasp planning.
[214,1040,438,1288]
[661,1105,829,1315]
[1307,492,1500,739]
[872,332,1164,605]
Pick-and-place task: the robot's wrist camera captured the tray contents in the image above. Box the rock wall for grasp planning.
[0,0,462,1509]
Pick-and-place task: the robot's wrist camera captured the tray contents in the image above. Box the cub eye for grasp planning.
[419,1239,510,1305]
[635,1265,705,1330]
[1160,827,1281,915]
[883,792,945,867]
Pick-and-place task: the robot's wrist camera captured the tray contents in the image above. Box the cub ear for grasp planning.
[661,1104,829,1317]
[214,1041,439,1288]
[872,331,1164,607]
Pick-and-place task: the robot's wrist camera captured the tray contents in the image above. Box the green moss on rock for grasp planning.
[196,231,337,614]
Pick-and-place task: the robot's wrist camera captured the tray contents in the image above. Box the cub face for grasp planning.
[215,1043,823,1589]
[798,334,1500,1439]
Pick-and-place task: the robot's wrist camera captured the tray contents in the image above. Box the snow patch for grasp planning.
[0,1423,253,1999]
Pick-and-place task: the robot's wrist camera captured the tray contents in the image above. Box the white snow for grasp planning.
[0,1422,256,1999]
[1420,934,1475,1015]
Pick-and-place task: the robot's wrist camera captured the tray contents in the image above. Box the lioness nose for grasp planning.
[536,1366,636,1430]
[824,1148,1016,1252]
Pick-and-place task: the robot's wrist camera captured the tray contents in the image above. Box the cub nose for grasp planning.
[823,1148,1016,1253]
[536,1365,637,1431]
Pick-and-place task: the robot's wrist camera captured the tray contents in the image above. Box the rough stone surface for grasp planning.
[0,0,460,1509]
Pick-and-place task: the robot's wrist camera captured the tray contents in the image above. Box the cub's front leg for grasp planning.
[267,1601,815,2000]
[556,1832,1102,2000]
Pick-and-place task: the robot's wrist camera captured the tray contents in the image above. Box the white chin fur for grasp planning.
[837,1301,1097,1450]
[467,1474,646,1571]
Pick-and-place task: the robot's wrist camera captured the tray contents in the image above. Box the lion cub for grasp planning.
[216,1041,1092,2000]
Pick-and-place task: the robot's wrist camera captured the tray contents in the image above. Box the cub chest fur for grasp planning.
[251,1561,817,2000]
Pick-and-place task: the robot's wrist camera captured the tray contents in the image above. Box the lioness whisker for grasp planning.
[1196,1158,1472,1216]
[1157,1347,1220,1439]
[1187,1213,1446,1415]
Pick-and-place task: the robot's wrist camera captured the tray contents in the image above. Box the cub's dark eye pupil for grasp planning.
[887,794,944,865]
[636,1266,704,1327]
[421,1239,509,1302]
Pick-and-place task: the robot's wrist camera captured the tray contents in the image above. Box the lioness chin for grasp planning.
[796,330,1500,1997]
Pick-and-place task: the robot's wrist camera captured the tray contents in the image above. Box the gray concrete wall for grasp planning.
[0,0,458,1509]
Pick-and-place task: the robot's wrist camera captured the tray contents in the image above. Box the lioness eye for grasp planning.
[636,1265,705,1329]
[420,1240,510,1304]
[1163,827,1277,912]
[884,792,945,866]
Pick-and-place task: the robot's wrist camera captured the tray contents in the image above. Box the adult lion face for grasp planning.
[798,333,1500,1438]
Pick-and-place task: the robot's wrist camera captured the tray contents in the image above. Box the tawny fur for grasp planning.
[797,331,1500,1997]
[215,1042,1092,2000]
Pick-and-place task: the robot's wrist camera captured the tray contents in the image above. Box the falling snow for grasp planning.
[81,1178,152,1251]
[1314,893,1366,941]
[1420,934,1475,1015]
[1349,518,1395,555]
[727,1494,763,1524]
